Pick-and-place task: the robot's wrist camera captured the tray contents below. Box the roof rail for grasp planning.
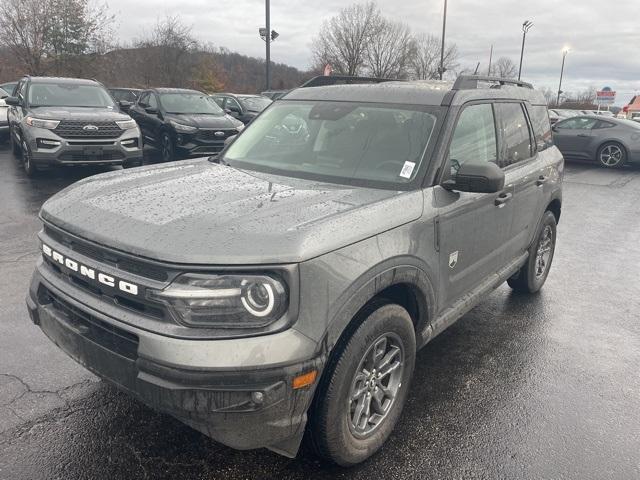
[300,75,397,88]
[452,75,533,90]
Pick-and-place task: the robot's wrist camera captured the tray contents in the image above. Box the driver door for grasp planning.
[434,102,515,309]
[552,116,597,159]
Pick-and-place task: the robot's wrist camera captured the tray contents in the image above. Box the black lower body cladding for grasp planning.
[26,267,323,457]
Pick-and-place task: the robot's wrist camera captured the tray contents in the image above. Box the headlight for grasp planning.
[170,120,198,133]
[116,119,137,130]
[25,117,59,129]
[148,273,287,328]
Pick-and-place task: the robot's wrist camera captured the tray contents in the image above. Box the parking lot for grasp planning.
[0,141,638,479]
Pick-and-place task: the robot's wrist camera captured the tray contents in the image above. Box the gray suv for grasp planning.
[6,76,143,176]
[26,76,563,466]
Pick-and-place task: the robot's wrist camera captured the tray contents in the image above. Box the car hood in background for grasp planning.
[40,160,424,265]
[166,113,242,129]
[28,106,131,121]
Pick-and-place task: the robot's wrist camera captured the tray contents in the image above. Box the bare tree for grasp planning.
[365,18,414,78]
[491,57,517,79]
[0,0,52,75]
[410,33,458,80]
[312,2,380,76]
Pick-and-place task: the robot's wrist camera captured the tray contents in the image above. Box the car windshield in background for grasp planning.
[28,83,116,108]
[160,93,224,115]
[240,96,272,112]
[223,100,439,188]
[0,87,7,97]
[111,90,138,102]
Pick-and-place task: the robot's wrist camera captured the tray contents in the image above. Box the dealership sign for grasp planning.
[596,87,616,105]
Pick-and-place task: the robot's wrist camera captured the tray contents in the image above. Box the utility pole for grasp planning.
[439,0,448,80]
[518,20,533,81]
[487,44,493,76]
[265,0,271,91]
[556,48,570,107]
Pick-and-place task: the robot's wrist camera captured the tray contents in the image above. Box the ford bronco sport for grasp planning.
[26,75,563,466]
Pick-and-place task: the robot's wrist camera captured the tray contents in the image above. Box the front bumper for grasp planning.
[26,263,322,456]
[173,128,239,157]
[24,126,143,166]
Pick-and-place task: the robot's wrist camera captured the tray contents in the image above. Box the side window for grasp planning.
[138,92,149,107]
[212,96,224,107]
[148,93,158,109]
[448,103,497,175]
[495,103,533,167]
[528,105,553,151]
[555,117,597,130]
[594,120,615,129]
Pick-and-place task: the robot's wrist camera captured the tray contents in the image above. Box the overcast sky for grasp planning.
[108,0,640,105]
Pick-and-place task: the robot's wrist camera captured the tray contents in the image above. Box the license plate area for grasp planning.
[83,146,103,156]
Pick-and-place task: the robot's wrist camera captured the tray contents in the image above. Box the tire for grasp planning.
[160,132,175,162]
[508,210,557,293]
[10,128,20,156]
[597,142,626,168]
[308,302,416,466]
[21,138,37,177]
[123,159,143,169]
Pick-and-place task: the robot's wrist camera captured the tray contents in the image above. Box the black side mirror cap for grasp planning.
[119,100,133,109]
[4,96,20,106]
[145,107,158,115]
[442,162,505,194]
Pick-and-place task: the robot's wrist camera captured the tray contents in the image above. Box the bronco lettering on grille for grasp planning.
[42,243,139,295]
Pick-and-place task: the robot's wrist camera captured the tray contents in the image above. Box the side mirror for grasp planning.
[118,100,133,111]
[225,106,241,114]
[4,96,20,107]
[442,162,505,194]
[145,107,158,115]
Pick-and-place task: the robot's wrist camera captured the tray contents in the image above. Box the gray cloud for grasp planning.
[108,0,640,104]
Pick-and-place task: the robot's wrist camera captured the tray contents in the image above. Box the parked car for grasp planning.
[552,115,640,168]
[211,93,272,124]
[128,88,245,162]
[108,87,142,113]
[0,87,9,142]
[261,89,288,100]
[27,75,562,466]
[0,81,18,96]
[5,76,143,176]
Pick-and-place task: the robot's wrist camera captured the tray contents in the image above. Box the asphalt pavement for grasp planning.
[0,144,639,480]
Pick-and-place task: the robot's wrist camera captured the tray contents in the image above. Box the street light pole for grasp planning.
[265,0,271,91]
[556,48,569,107]
[518,20,533,81]
[439,0,448,80]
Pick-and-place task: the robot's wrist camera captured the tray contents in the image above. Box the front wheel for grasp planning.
[308,303,416,466]
[160,132,175,162]
[10,128,21,156]
[597,142,626,168]
[508,210,557,293]
[21,139,37,177]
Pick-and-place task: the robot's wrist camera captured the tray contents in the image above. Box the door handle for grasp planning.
[577,133,589,137]
[494,192,513,207]
[536,175,549,186]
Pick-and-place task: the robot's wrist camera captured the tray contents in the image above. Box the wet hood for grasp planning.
[40,160,424,265]
[29,106,131,121]
[166,113,241,129]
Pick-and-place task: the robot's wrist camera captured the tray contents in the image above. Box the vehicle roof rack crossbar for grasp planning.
[300,75,398,88]
[452,75,533,90]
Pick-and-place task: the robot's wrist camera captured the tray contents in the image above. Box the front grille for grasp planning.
[197,128,237,141]
[44,225,168,282]
[58,151,125,162]
[55,120,124,139]
[40,286,139,361]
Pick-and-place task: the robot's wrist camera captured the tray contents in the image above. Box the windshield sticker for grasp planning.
[399,161,416,179]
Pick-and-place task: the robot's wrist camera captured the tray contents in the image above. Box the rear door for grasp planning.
[435,102,515,308]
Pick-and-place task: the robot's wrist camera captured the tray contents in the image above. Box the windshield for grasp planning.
[28,83,116,108]
[111,89,139,102]
[239,96,272,112]
[223,100,439,188]
[160,93,224,115]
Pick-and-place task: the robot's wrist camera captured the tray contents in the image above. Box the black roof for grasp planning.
[212,93,265,98]
[24,76,102,86]
[146,88,203,94]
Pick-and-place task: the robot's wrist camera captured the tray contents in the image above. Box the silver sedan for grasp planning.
[552,115,640,168]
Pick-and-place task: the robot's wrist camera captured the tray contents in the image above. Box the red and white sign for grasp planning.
[596,88,616,105]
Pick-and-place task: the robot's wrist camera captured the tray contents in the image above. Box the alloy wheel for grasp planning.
[599,144,623,167]
[535,225,553,278]
[161,135,173,162]
[347,333,404,438]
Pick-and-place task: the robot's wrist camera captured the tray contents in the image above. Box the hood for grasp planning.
[166,113,242,129]
[29,106,131,121]
[40,160,424,265]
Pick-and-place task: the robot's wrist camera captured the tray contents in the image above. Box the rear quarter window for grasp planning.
[528,105,553,151]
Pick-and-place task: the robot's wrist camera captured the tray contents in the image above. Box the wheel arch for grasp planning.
[596,139,629,160]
